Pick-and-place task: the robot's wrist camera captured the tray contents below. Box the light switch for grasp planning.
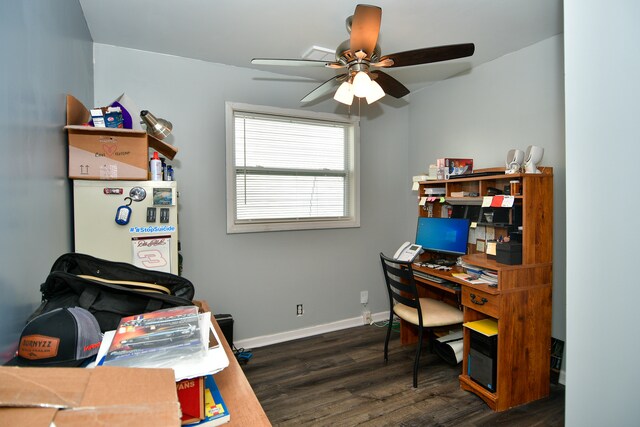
[160,208,170,223]
[146,207,157,222]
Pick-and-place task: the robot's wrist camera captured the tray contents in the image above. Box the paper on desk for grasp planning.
[464,319,498,336]
[172,316,229,380]
[490,195,505,207]
[93,312,229,380]
[482,196,493,207]
[501,195,515,207]
[452,272,492,285]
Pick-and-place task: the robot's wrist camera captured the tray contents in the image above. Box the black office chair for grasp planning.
[380,252,464,388]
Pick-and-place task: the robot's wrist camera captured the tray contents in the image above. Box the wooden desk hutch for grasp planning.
[413,167,553,411]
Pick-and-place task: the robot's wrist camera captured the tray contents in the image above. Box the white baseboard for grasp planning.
[234,311,389,349]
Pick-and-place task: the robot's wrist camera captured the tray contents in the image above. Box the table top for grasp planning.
[202,301,271,426]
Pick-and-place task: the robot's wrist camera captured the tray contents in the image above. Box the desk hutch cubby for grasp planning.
[413,167,553,411]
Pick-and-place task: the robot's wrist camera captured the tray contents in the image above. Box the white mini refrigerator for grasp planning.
[73,180,179,274]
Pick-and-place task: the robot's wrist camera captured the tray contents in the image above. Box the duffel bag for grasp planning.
[29,253,195,332]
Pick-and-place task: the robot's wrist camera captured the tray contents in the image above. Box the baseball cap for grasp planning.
[5,307,103,367]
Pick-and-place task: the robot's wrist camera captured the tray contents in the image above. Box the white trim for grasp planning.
[559,368,566,385]
[234,311,388,349]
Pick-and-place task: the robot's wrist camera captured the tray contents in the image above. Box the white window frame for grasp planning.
[225,102,360,233]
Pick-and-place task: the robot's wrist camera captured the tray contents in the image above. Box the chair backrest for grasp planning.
[380,253,422,323]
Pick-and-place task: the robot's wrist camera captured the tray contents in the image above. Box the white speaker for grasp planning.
[505,149,525,174]
[524,145,544,174]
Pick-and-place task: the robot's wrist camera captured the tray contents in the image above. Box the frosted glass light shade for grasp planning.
[365,80,385,104]
[333,82,354,105]
[352,71,371,97]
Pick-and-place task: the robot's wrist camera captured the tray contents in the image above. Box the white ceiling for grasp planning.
[79,0,563,98]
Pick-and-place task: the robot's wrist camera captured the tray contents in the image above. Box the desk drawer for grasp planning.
[462,287,500,317]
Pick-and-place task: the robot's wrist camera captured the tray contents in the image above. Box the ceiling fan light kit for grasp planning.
[251,4,475,106]
[365,79,385,104]
[334,81,354,105]
[352,71,372,97]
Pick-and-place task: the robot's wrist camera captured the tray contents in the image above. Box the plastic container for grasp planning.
[510,180,521,196]
[150,152,162,181]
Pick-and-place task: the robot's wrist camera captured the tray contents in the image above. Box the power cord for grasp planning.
[371,318,401,332]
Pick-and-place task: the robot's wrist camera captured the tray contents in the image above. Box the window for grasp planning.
[226,102,360,233]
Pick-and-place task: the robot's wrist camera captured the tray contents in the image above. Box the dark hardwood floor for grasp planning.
[242,323,564,426]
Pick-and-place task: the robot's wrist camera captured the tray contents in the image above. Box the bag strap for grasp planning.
[78,286,100,310]
[77,275,171,295]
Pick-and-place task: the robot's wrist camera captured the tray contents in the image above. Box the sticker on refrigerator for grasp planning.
[128,225,176,233]
[153,188,174,206]
[131,235,172,273]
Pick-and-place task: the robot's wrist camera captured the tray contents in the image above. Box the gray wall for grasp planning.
[565,1,640,425]
[92,44,411,341]
[407,36,566,343]
[0,0,93,362]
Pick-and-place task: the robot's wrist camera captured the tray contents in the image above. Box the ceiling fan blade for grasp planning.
[300,74,347,104]
[370,70,410,98]
[349,4,381,57]
[251,58,343,68]
[374,43,475,68]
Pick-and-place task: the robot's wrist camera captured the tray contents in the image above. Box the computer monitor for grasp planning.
[415,217,470,256]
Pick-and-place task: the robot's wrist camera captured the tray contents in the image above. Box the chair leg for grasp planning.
[384,311,393,363]
[413,325,424,388]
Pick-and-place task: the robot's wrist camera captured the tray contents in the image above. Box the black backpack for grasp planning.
[29,253,195,332]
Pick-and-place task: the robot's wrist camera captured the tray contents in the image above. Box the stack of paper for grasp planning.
[480,270,498,285]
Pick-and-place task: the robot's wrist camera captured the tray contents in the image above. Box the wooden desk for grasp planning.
[200,301,271,426]
[412,168,553,411]
[404,256,552,412]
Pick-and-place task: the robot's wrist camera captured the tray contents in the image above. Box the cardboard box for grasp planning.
[0,366,181,426]
[437,158,474,179]
[65,95,178,180]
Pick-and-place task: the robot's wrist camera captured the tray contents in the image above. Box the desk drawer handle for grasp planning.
[469,293,488,306]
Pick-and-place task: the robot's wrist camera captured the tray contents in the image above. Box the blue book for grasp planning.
[185,374,230,426]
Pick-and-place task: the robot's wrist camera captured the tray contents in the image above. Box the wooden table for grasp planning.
[200,301,271,426]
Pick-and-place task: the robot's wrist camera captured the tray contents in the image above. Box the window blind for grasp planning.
[233,111,352,223]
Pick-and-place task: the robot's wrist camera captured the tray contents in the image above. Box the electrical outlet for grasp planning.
[296,304,303,316]
[362,309,372,325]
[360,291,368,304]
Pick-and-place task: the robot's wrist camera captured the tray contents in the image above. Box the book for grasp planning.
[185,375,230,426]
[103,306,206,368]
[177,376,205,424]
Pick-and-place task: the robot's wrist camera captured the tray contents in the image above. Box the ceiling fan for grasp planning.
[251,4,475,105]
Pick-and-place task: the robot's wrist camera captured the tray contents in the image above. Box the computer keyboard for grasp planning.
[413,271,447,283]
